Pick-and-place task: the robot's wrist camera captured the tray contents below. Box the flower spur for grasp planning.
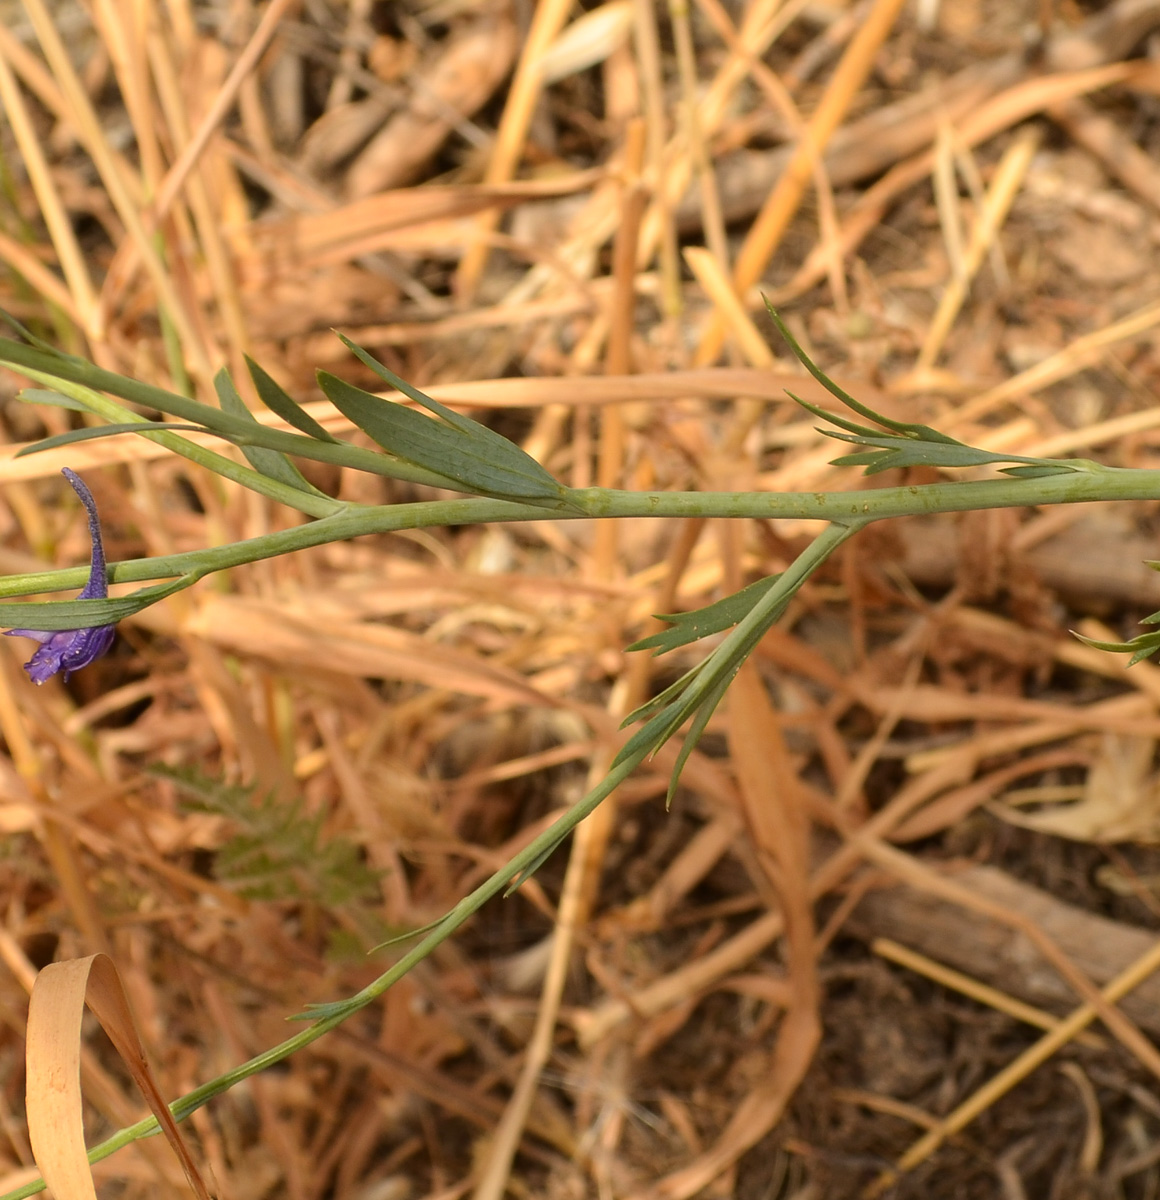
[5,468,116,685]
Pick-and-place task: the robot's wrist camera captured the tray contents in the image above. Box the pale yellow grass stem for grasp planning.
[916,128,1038,369]
[0,52,99,332]
[695,0,907,365]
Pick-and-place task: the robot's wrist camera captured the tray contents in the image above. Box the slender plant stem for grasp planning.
[4,332,1160,1196]
[2,467,1159,617]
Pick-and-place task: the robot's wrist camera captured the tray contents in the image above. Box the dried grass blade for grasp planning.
[455,0,573,297]
[917,127,1038,368]
[950,294,1160,425]
[781,59,1139,305]
[695,0,907,364]
[18,0,209,375]
[868,936,1160,1194]
[0,53,98,331]
[27,954,212,1200]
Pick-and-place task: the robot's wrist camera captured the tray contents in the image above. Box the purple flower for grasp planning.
[5,468,116,685]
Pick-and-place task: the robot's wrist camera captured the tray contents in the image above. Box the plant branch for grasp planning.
[3,468,1160,625]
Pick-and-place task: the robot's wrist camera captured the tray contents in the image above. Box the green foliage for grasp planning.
[617,522,859,805]
[321,334,574,508]
[0,575,202,631]
[764,301,1091,479]
[628,575,781,655]
[7,304,1160,1200]
[3,318,573,508]
[156,765,379,907]
[1075,581,1160,666]
[213,368,332,500]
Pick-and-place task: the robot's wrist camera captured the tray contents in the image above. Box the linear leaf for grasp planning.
[1000,464,1077,478]
[18,387,90,412]
[245,355,339,442]
[628,575,781,654]
[809,422,1084,477]
[214,369,331,499]
[0,575,198,630]
[767,302,960,444]
[16,422,208,456]
[1074,629,1160,667]
[667,669,737,806]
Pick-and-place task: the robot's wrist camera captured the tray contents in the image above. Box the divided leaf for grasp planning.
[1074,629,1160,668]
[157,765,379,907]
[629,575,781,654]
[619,524,856,804]
[766,301,1084,479]
[1073,567,1160,665]
[822,427,1084,476]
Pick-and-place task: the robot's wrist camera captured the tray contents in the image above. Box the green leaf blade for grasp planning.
[0,575,198,630]
[16,422,210,456]
[214,369,333,500]
[335,336,570,504]
[628,575,781,654]
[318,371,568,505]
[246,355,339,442]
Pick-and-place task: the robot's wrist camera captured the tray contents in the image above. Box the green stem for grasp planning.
[2,467,1159,615]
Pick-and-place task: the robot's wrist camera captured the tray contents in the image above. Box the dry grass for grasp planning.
[5,1,1160,1197]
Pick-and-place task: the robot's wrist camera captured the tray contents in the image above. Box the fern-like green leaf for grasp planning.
[156,766,379,906]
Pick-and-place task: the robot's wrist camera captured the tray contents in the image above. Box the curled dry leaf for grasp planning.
[26,954,213,1200]
[992,733,1160,843]
[536,0,634,85]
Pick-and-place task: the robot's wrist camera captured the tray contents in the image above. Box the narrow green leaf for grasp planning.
[620,664,701,729]
[369,917,447,953]
[611,703,684,769]
[0,309,85,358]
[785,390,888,441]
[766,301,961,445]
[1000,464,1077,478]
[319,371,569,505]
[1076,630,1160,666]
[667,669,737,807]
[16,422,208,456]
[246,355,339,442]
[820,427,1083,477]
[17,387,90,412]
[336,335,569,503]
[503,835,568,896]
[0,574,198,630]
[214,369,332,500]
